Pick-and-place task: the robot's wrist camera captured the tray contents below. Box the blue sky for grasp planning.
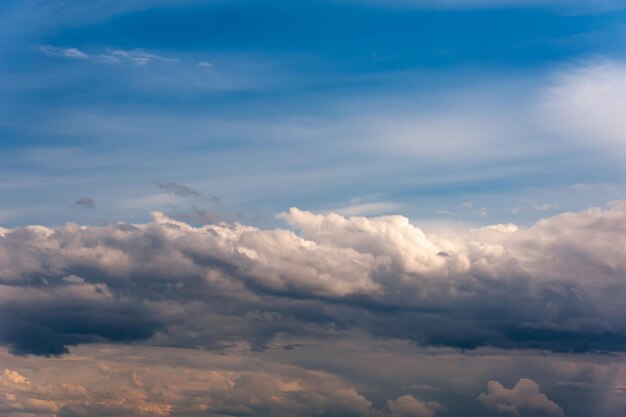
[2,0,626,227]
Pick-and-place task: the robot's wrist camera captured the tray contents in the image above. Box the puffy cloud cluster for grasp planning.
[479,378,565,417]
[1,202,626,355]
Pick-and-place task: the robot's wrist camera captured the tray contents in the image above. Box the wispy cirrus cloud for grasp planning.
[38,45,179,66]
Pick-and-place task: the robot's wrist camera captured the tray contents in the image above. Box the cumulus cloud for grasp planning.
[1,202,626,355]
[479,378,565,417]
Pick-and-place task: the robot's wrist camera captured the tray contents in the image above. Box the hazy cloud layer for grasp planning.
[0,344,435,417]
[1,202,626,356]
[0,363,373,417]
[2,342,624,417]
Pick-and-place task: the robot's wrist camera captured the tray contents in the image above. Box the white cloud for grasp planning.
[537,60,626,152]
[39,46,89,60]
[106,48,179,66]
[39,45,178,66]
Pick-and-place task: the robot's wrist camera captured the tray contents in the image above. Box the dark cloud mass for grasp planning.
[1,203,626,357]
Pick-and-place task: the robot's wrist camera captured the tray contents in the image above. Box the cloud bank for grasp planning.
[1,202,626,356]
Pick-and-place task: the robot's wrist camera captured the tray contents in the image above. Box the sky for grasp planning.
[1,0,626,416]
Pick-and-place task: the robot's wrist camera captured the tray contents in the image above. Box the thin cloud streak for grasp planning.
[39,45,179,66]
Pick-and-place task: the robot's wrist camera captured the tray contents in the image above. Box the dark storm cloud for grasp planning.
[1,202,626,356]
[0,296,163,356]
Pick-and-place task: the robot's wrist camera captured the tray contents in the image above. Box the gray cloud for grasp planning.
[156,181,220,203]
[0,281,166,356]
[74,197,94,208]
[156,181,200,197]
